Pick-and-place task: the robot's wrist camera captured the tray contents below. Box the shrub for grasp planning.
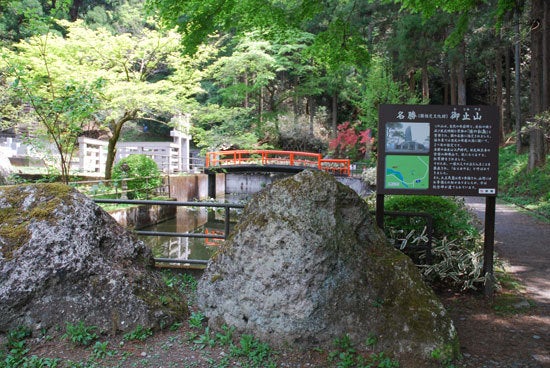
[112,154,163,199]
[384,195,479,241]
[419,235,486,291]
[383,196,486,291]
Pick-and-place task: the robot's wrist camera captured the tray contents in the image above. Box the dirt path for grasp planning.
[464,197,550,306]
[451,197,550,367]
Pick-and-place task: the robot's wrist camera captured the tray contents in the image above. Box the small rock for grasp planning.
[532,335,541,339]
[513,300,531,309]
[140,352,147,357]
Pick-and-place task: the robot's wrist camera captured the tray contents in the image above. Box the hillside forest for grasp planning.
[0,0,548,185]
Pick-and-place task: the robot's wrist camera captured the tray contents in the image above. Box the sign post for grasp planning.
[377,104,500,296]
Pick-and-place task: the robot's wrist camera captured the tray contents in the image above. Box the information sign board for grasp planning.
[377,104,499,196]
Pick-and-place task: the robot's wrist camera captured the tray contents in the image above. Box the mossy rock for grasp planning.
[198,170,459,367]
[0,183,187,335]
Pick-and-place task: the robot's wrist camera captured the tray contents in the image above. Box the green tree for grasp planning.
[49,20,203,179]
[208,34,278,116]
[2,20,204,180]
[1,30,102,183]
[147,0,372,135]
[112,154,162,199]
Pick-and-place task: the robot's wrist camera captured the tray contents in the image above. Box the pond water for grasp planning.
[138,194,248,266]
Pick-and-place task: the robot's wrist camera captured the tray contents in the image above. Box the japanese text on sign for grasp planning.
[378,105,499,196]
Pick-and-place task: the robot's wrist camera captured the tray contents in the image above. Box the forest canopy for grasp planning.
[1,0,548,166]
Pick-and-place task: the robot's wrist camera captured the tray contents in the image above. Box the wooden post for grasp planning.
[483,196,497,298]
[376,194,385,229]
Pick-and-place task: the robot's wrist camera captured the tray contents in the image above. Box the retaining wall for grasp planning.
[169,173,225,201]
[226,172,371,197]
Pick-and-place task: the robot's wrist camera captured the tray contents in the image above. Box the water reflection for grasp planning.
[138,195,246,265]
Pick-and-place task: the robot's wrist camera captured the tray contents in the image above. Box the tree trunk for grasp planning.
[258,87,263,123]
[450,59,457,105]
[421,64,429,101]
[514,7,522,154]
[530,0,543,115]
[505,46,512,133]
[308,96,316,137]
[69,0,83,22]
[529,127,547,171]
[457,45,466,105]
[331,91,338,137]
[496,41,505,143]
[543,0,550,111]
[104,110,139,180]
[408,69,415,94]
[293,94,299,124]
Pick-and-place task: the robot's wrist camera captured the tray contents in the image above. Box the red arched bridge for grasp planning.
[205,150,351,176]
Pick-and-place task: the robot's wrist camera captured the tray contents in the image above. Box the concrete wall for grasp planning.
[225,173,292,194]
[169,173,224,201]
[225,172,372,197]
[215,173,226,198]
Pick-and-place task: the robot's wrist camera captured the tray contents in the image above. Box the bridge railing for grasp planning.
[205,150,350,176]
[320,159,351,176]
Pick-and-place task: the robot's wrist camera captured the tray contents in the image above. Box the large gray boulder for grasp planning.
[0,183,186,335]
[198,170,458,365]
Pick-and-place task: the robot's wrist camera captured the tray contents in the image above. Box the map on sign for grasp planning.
[385,155,430,189]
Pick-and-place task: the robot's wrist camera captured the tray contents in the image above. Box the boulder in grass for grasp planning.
[0,183,187,335]
[198,170,459,366]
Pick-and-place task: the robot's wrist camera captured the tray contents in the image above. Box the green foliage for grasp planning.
[229,334,274,367]
[329,335,400,368]
[193,327,217,350]
[383,196,487,291]
[188,311,205,329]
[2,32,103,183]
[429,343,461,367]
[112,154,162,199]
[191,105,268,154]
[162,271,198,293]
[347,56,420,133]
[400,233,485,291]
[215,325,235,346]
[0,0,57,43]
[498,144,550,220]
[384,196,479,240]
[90,341,116,360]
[122,325,153,342]
[62,321,98,347]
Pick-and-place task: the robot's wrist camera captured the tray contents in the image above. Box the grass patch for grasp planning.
[492,293,536,316]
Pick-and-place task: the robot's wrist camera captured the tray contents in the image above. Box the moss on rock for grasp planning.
[0,183,73,260]
[198,170,459,366]
[0,183,187,335]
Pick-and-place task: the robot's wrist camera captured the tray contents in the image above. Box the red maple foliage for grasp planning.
[329,122,374,160]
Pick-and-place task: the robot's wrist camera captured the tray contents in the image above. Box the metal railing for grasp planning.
[71,176,170,200]
[94,198,245,266]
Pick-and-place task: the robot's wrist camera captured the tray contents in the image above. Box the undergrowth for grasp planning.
[498,144,550,220]
[382,196,487,291]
